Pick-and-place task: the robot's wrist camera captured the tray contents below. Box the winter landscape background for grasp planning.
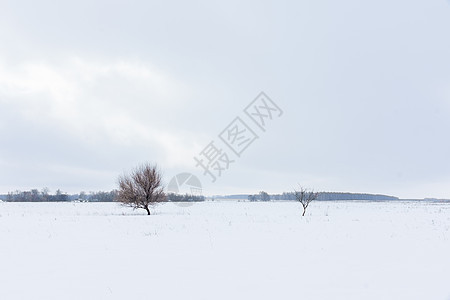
[1,1,450,299]
[1,200,449,300]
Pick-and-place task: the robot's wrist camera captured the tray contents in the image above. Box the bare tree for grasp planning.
[116,163,166,215]
[294,186,319,216]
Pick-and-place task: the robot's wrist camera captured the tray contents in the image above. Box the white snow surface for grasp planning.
[0,201,449,300]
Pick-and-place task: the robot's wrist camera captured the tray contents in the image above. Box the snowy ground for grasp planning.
[0,200,449,300]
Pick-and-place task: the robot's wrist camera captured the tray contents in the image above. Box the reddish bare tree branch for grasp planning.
[116,163,166,215]
[294,185,319,216]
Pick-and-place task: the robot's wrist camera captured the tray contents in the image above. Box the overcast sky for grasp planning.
[1,0,449,198]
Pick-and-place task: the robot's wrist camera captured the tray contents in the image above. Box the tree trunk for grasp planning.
[302,208,306,216]
[145,206,151,215]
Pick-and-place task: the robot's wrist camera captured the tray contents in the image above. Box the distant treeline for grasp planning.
[1,189,118,202]
[230,192,399,201]
[316,192,398,201]
[269,192,398,201]
[167,193,205,202]
[0,189,399,202]
[0,189,206,203]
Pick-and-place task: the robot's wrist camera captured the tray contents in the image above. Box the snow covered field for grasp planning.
[0,201,449,300]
